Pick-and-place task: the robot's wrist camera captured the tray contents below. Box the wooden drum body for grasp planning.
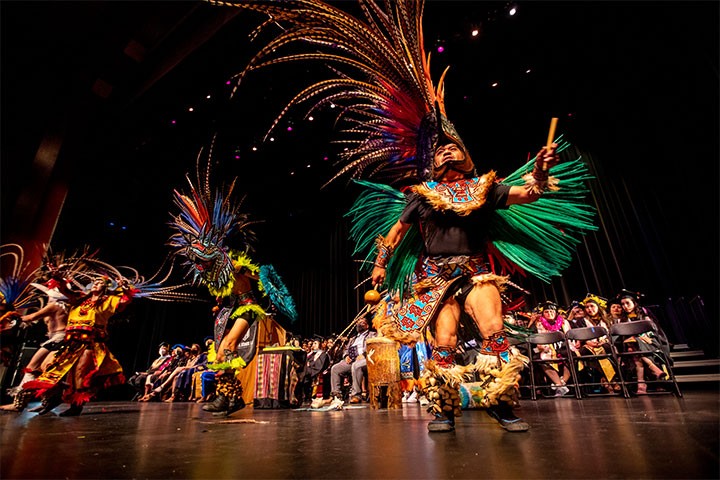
[365,337,402,409]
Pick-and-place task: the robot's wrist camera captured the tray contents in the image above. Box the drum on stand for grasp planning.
[365,337,402,409]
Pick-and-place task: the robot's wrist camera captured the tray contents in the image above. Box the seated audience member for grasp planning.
[186,339,211,401]
[563,295,619,394]
[139,344,186,401]
[616,290,670,395]
[329,316,377,406]
[563,301,587,357]
[531,301,571,397]
[161,343,206,402]
[581,294,619,393]
[127,342,171,401]
[295,337,329,406]
[607,297,624,325]
[317,335,340,402]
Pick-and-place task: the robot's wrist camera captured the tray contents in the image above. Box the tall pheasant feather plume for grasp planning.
[209,0,450,186]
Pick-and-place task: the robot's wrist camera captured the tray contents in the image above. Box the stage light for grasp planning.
[437,45,445,53]
[171,120,176,125]
[188,107,194,112]
[206,95,211,99]
[471,29,480,37]
[491,82,499,87]
[508,3,518,16]
[252,146,258,152]
[308,116,314,121]
[287,126,293,132]
[269,137,275,142]
[526,68,532,74]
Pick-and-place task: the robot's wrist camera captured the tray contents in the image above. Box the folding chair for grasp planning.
[610,320,682,397]
[526,331,581,400]
[565,326,627,398]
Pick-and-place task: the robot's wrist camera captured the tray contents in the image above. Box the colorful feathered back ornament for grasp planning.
[38,246,199,303]
[168,137,258,290]
[209,0,474,185]
[167,137,299,321]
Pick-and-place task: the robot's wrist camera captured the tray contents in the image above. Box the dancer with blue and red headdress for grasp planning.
[168,141,298,416]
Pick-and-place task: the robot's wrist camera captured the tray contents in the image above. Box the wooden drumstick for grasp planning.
[541,117,558,172]
[546,117,558,148]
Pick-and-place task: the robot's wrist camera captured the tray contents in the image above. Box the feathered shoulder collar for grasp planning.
[411,171,497,216]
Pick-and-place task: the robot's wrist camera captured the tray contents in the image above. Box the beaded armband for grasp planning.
[374,235,394,269]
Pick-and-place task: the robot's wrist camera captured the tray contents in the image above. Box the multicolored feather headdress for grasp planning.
[167,141,298,322]
[168,140,258,290]
[210,0,471,184]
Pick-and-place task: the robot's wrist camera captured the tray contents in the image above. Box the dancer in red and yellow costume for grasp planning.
[16,247,197,416]
[22,276,133,416]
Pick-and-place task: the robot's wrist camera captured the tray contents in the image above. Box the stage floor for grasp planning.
[2,386,718,480]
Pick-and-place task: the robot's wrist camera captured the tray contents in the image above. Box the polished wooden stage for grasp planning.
[1,386,718,479]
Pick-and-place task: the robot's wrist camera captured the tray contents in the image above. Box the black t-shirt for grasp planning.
[399,182,511,256]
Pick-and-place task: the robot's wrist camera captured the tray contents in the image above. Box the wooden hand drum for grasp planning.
[365,337,402,409]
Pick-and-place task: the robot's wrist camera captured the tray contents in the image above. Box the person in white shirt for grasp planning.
[329,316,377,406]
